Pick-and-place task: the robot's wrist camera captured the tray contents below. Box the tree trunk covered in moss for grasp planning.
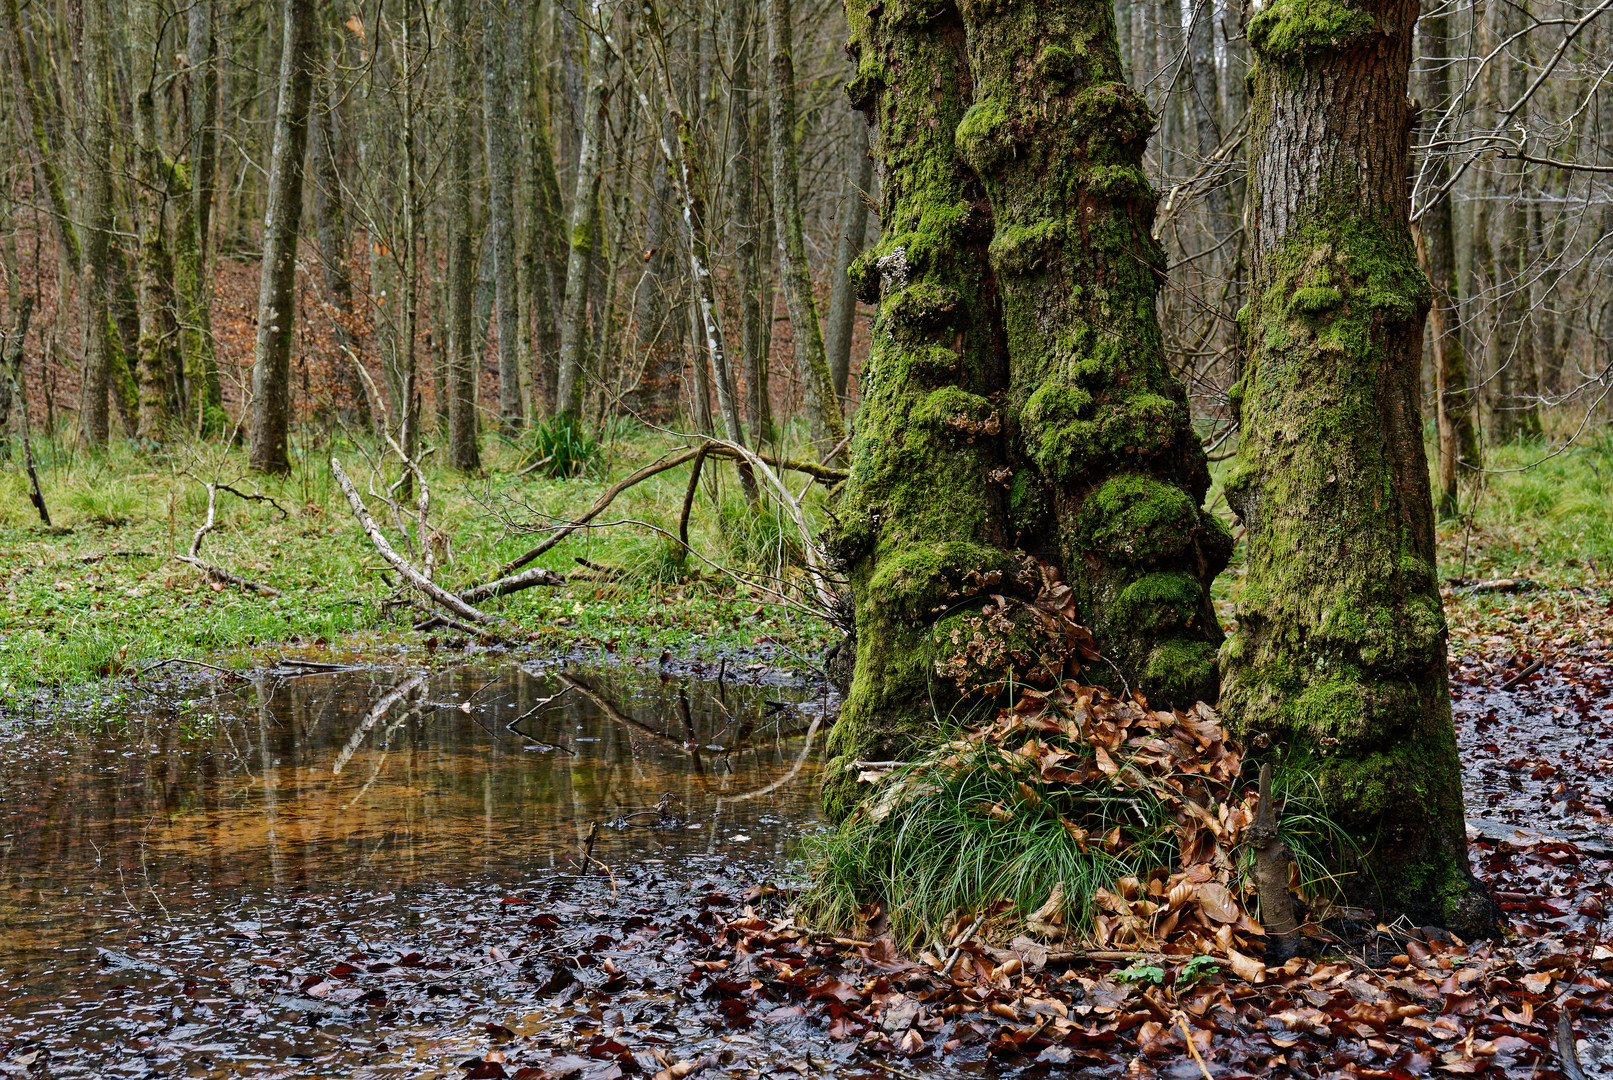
[822,0,1228,820]
[821,0,1013,820]
[1220,0,1492,936]
[956,0,1231,707]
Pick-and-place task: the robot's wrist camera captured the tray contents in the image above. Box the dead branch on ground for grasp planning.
[331,457,503,627]
[174,479,284,597]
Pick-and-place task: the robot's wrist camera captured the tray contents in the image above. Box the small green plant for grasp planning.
[519,414,601,479]
[1117,963,1165,986]
[1175,955,1220,987]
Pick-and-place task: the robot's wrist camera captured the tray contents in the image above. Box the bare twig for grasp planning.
[331,457,502,626]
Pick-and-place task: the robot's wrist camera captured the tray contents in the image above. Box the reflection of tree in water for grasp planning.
[0,663,823,961]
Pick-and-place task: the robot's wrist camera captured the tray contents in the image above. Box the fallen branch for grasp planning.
[495,443,848,578]
[331,457,502,626]
[498,448,702,575]
[457,564,566,604]
[1499,657,1546,691]
[176,480,283,597]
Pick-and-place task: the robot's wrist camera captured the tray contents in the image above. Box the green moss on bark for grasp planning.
[954,0,1228,707]
[822,0,1012,821]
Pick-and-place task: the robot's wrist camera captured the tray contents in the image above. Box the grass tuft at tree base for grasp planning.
[797,684,1353,959]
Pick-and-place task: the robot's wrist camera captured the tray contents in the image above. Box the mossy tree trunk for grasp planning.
[1220,0,1493,936]
[821,0,1014,820]
[956,0,1231,708]
[823,0,1229,820]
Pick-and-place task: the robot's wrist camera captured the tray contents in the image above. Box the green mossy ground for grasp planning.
[0,425,837,699]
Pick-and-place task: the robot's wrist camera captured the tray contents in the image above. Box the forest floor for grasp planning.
[0,423,842,699]
[1,424,1610,699]
[0,426,1610,1077]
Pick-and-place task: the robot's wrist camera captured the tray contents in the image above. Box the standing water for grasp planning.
[0,661,859,1078]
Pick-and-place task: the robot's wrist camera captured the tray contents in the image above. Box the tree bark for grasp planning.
[556,0,610,420]
[483,0,523,434]
[182,0,224,436]
[2,0,81,277]
[824,116,872,402]
[767,0,846,460]
[444,0,481,471]
[249,0,317,474]
[626,115,684,421]
[310,57,370,430]
[1416,4,1481,513]
[820,0,1014,819]
[132,0,176,438]
[956,0,1231,707]
[75,0,114,446]
[1221,0,1493,936]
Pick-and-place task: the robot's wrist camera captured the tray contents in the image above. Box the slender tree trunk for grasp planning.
[76,0,114,446]
[133,0,174,438]
[484,0,523,434]
[1417,8,1481,513]
[766,0,845,459]
[521,1,566,415]
[1222,0,1492,935]
[957,0,1230,706]
[2,0,81,277]
[627,115,683,420]
[248,0,317,474]
[824,116,872,403]
[183,0,224,435]
[310,61,370,429]
[727,0,769,435]
[556,0,610,419]
[443,0,481,470]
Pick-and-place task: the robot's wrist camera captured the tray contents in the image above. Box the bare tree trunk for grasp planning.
[76,0,114,446]
[2,0,81,277]
[248,0,317,474]
[728,0,770,436]
[445,0,481,470]
[133,0,174,438]
[556,0,610,419]
[310,60,371,430]
[483,0,523,434]
[767,0,845,459]
[824,115,871,403]
[182,0,224,436]
[1416,7,1481,512]
[626,115,683,420]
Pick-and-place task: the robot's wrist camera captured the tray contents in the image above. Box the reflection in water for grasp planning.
[0,663,832,1077]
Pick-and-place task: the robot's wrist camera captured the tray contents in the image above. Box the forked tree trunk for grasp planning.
[1222,0,1493,936]
[820,0,1013,820]
[249,0,317,474]
[956,0,1231,707]
[183,0,225,436]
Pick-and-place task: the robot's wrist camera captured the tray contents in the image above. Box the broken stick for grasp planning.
[331,457,502,626]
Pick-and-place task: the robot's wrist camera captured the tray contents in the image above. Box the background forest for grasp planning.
[0,0,1605,475]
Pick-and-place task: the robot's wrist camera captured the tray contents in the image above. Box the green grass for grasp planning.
[798,739,1181,952]
[0,423,837,699]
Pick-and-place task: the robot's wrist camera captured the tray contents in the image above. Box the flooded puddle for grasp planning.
[0,661,879,1079]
